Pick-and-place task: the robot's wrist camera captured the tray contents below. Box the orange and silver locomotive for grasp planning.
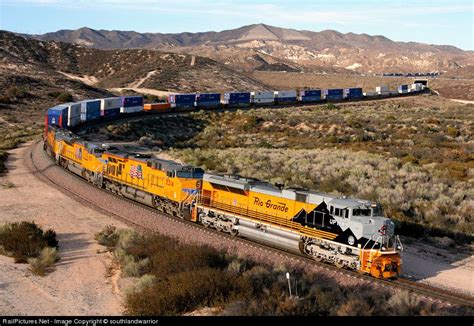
[194,174,402,278]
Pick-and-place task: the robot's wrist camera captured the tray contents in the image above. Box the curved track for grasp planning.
[27,140,474,308]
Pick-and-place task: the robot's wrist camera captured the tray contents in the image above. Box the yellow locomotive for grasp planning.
[44,126,203,218]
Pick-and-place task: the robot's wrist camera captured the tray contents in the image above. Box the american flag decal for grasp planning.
[130,164,143,179]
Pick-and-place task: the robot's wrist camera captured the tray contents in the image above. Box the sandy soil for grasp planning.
[401,239,474,296]
[0,143,127,316]
[57,71,99,86]
[108,87,171,97]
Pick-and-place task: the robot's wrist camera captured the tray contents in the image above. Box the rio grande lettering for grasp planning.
[253,197,289,212]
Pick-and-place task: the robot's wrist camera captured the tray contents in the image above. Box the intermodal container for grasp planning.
[299,89,321,97]
[169,94,196,104]
[103,108,120,117]
[252,91,274,99]
[143,103,171,112]
[299,96,322,102]
[121,96,144,107]
[65,102,81,127]
[252,98,274,104]
[80,99,101,122]
[398,85,409,93]
[375,86,390,94]
[120,106,143,114]
[100,97,122,116]
[171,102,195,109]
[224,92,251,106]
[275,90,297,103]
[343,88,363,99]
[47,105,68,128]
[195,101,221,108]
[196,93,220,102]
[323,89,344,100]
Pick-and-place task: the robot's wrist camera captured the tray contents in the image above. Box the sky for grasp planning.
[1,0,473,50]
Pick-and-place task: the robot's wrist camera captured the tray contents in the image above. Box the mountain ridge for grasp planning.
[22,23,473,74]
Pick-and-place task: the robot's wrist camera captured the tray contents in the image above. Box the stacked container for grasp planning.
[168,94,196,108]
[274,90,297,104]
[398,85,409,94]
[298,89,322,102]
[80,99,101,122]
[143,103,171,112]
[223,92,251,107]
[120,96,144,113]
[100,97,122,117]
[375,86,390,95]
[47,105,69,128]
[251,91,274,105]
[343,88,363,99]
[195,93,221,108]
[323,89,344,101]
[409,83,423,92]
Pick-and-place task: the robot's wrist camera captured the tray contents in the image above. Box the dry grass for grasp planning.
[96,226,471,316]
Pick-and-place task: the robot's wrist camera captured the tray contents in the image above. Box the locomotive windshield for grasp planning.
[352,208,371,216]
[371,204,384,217]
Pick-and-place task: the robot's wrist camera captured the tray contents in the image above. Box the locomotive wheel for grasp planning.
[230,228,238,237]
[298,241,305,254]
[335,260,345,269]
[314,255,324,262]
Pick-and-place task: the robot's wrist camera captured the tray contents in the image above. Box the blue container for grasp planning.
[302,89,321,97]
[196,101,221,108]
[399,85,408,90]
[227,92,251,101]
[300,96,322,102]
[121,96,143,107]
[80,99,101,122]
[174,101,195,108]
[47,105,68,128]
[104,108,120,117]
[344,88,363,99]
[196,93,220,102]
[325,89,344,96]
[171,94,196,103]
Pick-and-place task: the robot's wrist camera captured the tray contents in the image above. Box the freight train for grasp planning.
[46,83,427,129]
[43,87,407,278]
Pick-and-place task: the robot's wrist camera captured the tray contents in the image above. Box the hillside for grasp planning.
[27,24,474,73]
[2,31,269,94]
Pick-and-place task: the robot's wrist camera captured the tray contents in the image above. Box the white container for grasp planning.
[65,102,81,127]
[375,86,389,93]
[101,97,122,111]
[252,91,274,99]
[253,98,274,104]
[275,90,297,98]
[120,106,143,113]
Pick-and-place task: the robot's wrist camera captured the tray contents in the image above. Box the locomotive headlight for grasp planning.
[396,245,402,251]
[381,246,386,251]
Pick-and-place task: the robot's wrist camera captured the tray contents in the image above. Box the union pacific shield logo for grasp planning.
[130,165,143,179]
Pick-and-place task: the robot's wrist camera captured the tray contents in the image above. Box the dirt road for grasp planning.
[0,142,127,316]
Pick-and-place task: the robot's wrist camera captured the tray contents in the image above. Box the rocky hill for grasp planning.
[27,24,474,74]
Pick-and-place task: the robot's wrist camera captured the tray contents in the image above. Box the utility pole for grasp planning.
[286,272,292,298]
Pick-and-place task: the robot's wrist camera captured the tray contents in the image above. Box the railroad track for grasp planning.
[27,140,474,308]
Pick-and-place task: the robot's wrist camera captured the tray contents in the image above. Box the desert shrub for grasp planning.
[28,247,60,276]
[125,268,238,316]
[0,221,58,263]
[0,150,7,173]
[94,225,119,249]
[56,92,73,102]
